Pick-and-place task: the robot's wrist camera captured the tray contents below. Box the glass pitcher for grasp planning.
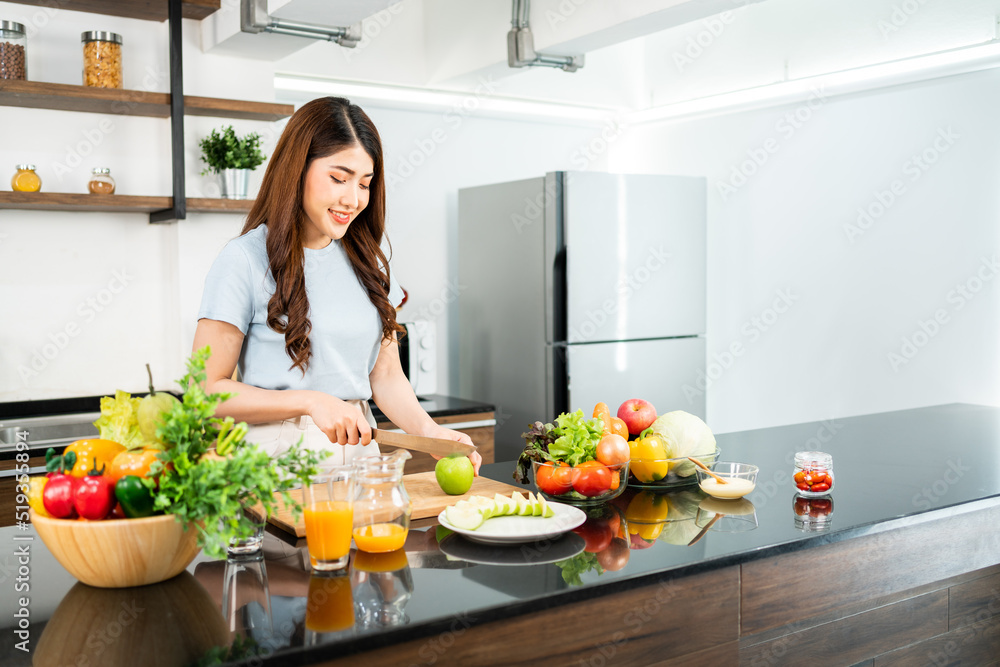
[352,450,411,553]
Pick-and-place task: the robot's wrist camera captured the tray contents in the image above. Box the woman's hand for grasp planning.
[419,424,483,475]
[308,393,372,446]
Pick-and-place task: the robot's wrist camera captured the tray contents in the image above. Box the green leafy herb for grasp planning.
[150,346,321,559]
[546,410,603,467]
[198,125,266,175]
[555,551,604,586]
[513,421,556,484]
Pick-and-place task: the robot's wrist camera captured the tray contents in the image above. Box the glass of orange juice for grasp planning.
[305,571,355,638]
[303,465,355,571]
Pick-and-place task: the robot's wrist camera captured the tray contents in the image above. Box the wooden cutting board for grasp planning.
[267,471,525,538]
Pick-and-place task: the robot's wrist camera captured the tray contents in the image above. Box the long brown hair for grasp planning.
[243,97,403,374]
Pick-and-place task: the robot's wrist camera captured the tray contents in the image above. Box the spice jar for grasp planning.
[0,21,27,80]
[82,31,122,88]
[11,164,41,192]
[88,168,116,194]
[793,451,834,498]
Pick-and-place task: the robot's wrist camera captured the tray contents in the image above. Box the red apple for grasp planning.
[617,398,657,436]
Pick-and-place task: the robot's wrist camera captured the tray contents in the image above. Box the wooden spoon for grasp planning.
[687,456,727,484]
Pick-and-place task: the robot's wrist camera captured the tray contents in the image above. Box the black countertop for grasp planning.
[3,403,999,666]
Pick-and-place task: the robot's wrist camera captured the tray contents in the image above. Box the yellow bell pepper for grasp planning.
[65,438,126,477]
[27,476,51,518]
[628,428,673,483]
[626,491,672,541]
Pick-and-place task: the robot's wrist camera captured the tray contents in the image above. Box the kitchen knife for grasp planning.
[372,429,477,458]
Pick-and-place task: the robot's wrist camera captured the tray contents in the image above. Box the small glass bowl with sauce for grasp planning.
[695,462,759,500]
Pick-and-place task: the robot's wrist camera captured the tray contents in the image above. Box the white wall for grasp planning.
[0,3,604,403]
[609,68,1000,433]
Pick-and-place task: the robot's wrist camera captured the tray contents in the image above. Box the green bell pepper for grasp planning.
[115,475,156,518]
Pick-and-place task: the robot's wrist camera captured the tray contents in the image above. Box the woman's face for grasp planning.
[301,144,375,249]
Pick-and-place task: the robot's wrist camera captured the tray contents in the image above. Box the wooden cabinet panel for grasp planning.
[318,567,740,667]
[874,615,1000,667]
[739,590,949,667]
[949,571,1000,630]
[741,505,1000,635]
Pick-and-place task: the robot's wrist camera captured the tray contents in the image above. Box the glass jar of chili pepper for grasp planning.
[793,494,834,532]
[793,451,834,498]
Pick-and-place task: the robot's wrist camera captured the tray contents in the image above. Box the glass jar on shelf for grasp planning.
[0,20,26,80]
[82,31,122,88]
[11,164,41,192]
[88,168,116,195]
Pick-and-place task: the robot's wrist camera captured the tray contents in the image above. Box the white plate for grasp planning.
[437,502,587,545]
[438,532,586,566]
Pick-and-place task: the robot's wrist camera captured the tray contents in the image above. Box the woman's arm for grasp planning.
[369,333,483,474]
[193,318,373,445]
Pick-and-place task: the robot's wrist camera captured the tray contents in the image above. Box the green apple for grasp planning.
[435,455,475,495]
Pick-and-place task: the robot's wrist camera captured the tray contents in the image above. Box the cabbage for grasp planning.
[650,411,717,477]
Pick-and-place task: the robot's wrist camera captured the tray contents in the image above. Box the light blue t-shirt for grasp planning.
[198,225,405,401]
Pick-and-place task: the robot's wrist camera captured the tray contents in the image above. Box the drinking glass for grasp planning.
[227,502,266,557]
[305,570,355,641]
[303,465,355,571]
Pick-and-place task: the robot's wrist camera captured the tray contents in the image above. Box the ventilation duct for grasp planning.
[507,0,584,72]
[241,0,361,47]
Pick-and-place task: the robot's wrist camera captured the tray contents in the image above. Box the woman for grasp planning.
[193,96,481,472]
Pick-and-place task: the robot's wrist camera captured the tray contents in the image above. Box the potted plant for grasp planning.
[199,125,266,200]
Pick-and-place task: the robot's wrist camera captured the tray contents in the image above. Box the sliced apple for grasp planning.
[527,492,543,516]
[446,504,484,530]
[539,495,556,518]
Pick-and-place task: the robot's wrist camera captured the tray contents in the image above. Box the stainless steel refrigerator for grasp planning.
[456,171,706,460]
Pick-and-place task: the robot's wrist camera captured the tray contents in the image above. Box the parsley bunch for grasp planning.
[150,346,321,559]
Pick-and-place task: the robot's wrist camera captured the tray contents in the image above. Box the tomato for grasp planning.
[793,471,806,484]
[108,449,160,484]
[573,519,614,553]
[42,474,78,518]
[810,482,831,493]
[596,537,630,571]
[536,461,573,496]
[596,434,630,466]
[593,402,612,434]
[796,482,810,491]
[572,461,612,496]
[74,470,116,520]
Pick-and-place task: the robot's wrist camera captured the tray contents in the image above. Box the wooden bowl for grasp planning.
[32,512,201,588]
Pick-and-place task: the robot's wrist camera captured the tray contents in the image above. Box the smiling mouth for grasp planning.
[329,209,351,225]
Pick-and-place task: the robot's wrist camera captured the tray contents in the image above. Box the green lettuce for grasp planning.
[547,410,603,466]
[93,389,145,449]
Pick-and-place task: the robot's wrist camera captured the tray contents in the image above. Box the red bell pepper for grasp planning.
[73,463,116,520]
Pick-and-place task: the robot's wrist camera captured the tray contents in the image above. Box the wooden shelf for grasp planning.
[3,0,220,22]
[187,197,254,213]
[0,80,293,121]
[0,192,253,214]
